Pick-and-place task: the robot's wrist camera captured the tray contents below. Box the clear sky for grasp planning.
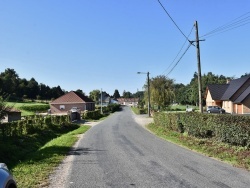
[1,0,249,96]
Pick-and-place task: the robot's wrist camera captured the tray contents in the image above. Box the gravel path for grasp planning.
[47,113,153,188]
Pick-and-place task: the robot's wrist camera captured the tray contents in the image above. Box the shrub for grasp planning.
[153,112,250,148]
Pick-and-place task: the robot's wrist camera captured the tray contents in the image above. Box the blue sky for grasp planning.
[0,0,249,96]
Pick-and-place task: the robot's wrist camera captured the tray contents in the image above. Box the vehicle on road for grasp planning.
[0,163,17,188]
[206,106,225,114]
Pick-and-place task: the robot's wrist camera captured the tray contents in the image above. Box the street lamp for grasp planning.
[137,72,151,117]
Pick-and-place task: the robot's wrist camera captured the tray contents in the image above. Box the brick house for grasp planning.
[205,75,250,114]
[50,91,95,114]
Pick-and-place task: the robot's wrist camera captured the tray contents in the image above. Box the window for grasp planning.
[60,105,65,110]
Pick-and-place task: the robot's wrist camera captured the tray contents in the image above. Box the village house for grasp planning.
[205,75,250,114]
[50,91,95,114]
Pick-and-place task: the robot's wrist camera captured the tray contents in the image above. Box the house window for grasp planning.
[60,105,65,110]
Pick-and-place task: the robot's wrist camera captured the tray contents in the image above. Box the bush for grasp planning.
[19,104,50,112]
[82,110,103,120]
[153,112,250,148]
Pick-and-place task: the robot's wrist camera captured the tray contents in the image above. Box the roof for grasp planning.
[207,84,228,100]
[234,86,250,103]
[207,75,250,104]
[50,91,94,104]
[221,75,250,100]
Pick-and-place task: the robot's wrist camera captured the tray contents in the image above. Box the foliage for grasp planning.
[113,89,121,99]
[82,110,103,120]
[153,112,250,148]
[145,75,175,110]
[18,104,50,112]
[122,90,132,98]
[0,68,65,101]
[0,122,90,188]
[147,123,250,171]
[89,89,101,102]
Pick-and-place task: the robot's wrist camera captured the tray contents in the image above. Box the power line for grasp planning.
[200,11,250,38]
[165,43,192,77]
[162,25,194,75]
[157,0,191,42]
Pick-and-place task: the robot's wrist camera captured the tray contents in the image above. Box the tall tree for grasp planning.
[0,68,19,96]
[122,90,132,98]
[89,89,101,102]
[113,89,120,99]
[148,75,175,110]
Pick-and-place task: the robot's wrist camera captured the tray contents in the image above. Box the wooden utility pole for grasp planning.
[195,21,203,113]
[147,72,151,117]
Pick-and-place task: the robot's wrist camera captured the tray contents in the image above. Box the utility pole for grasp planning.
[147,72,151,117]
[195,21,203,113]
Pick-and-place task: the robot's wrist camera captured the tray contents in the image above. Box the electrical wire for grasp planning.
[200,11,250,38]
[157,0,191,42]
[162,25,195,75]
[165,43,192,77]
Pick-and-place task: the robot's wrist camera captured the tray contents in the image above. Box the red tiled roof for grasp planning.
[50,91,94,104]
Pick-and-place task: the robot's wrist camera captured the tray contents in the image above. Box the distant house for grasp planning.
[50,91,95,114]
[117,98,139,107]
[205,75,250,114]
[1,109,21,123]
[98,92,111,106]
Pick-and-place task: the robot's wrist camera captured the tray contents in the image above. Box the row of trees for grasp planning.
[0,68,143,102]
[0,68,65,101]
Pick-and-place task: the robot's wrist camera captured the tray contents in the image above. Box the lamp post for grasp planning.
[137,72,151,117]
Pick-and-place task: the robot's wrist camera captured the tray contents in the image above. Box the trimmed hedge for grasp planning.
[0,115,73,139]
[82,110,103,120]
[19,104,50,112]
[153,112,250,148]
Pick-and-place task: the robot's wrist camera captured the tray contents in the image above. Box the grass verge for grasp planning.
[146,123,250,171]
[9,125,90,188]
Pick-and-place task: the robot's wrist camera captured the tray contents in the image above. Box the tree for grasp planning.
[148,75,175,110]
[89,89,101,102]
[122,90,132,98]
[0,68,19,97]
[113,89,120,99]
[76,89,86,96]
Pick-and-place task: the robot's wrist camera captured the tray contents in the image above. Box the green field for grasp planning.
[6,102,50,116]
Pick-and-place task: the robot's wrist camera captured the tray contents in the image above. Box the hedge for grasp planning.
[153,112,250,148]
[19,104,50,112]
[0,114,73,139]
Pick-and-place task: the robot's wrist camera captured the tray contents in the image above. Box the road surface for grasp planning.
[49,106,250,188]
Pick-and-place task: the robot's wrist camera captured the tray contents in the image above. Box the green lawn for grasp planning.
[7,102,49,116]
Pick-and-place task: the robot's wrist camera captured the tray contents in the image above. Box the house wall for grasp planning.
[206,90,213,106]
[243,96,250,114]
[222,101,233,113]
[50,103,86,114]
[50,102,95,114]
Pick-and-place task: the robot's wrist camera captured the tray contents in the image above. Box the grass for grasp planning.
[7,102,49,116]
[1,124,91,188]
[146,123,250,171]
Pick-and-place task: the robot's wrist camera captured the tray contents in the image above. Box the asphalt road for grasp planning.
[64,106,250,188]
